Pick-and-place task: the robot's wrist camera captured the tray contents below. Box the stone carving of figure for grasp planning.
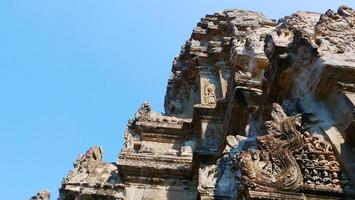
[313,138,332,153]
[318,155,328,167]
[173,98,183,114]
[331,172,341,187]
[327,155,340,171]
[304,169,313,184]
[311,169,321,185]
[204,84,216,105]
[170,92,183,115]
[322,170,332,184]
[206,129,217,150]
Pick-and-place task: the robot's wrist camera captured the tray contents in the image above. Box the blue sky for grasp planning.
[0,1,354,199]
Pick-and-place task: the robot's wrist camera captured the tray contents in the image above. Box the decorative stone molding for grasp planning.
[36,6,355,200]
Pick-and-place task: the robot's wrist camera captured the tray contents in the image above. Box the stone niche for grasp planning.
[200,120,222,153]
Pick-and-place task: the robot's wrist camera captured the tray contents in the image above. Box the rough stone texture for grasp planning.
[57,146,124,200]
[33,5,355,200]
[30,190,51,200]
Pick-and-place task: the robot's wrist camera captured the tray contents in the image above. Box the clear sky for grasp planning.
[0,1,354,199]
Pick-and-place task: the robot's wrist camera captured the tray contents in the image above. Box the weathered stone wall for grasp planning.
[32,5,355,200]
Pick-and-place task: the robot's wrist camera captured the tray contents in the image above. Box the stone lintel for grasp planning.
[117,153,193,179]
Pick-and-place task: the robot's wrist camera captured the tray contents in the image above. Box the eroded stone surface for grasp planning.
[34,5,355,200]
[58,146,124,200]
[30,190,50,200]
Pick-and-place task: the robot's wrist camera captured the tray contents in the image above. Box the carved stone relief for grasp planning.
[204,84,217,105]
[38,6,355,200]
[201,121,222,153]
[200,72,221,106]
[232,104,352,196]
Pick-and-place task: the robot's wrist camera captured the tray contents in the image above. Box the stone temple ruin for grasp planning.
[31,5,355,200]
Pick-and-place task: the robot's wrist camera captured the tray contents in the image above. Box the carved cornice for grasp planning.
[118,152,193,178]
